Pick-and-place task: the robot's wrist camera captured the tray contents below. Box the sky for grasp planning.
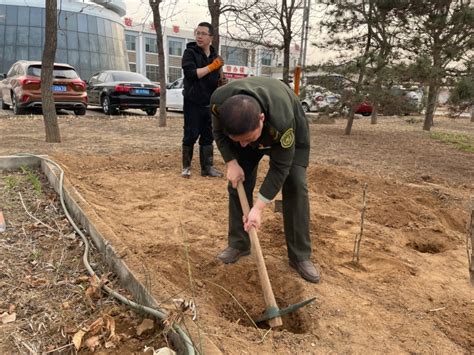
[121,0,324,65]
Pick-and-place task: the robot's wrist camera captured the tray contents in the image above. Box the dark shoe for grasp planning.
[289,260,320,283]
[217,247,250,264]
[182,167,191,178]
[200,145,223,177]
[201,166,223,177]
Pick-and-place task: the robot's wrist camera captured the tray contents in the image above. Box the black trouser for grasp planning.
[182,98,213,146]
[227,146,312,262]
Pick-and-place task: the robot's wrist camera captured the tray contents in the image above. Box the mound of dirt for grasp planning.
[0,114,473,353]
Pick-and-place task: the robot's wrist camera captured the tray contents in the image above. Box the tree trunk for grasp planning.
[42,0,60,143]
[149,0,167,127]
[423,80,438,131]
[208,0,221,50]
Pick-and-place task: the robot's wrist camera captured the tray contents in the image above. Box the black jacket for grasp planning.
[182,42,220,106]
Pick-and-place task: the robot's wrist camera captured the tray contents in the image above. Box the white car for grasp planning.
[166,77,184,111]
[301,92,340,113]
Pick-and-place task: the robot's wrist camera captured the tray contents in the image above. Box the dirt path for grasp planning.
[1,114,473,353]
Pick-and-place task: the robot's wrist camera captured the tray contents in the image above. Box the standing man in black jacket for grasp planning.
[181,22,224,178]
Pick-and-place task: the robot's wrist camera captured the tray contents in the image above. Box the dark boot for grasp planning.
[200,145,223,177]
[182,145,193,178]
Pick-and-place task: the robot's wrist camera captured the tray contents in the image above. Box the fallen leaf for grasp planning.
[76,275,90,283]
[72,329,86,350]
[61,302,71,310]
[104,314,116,338]
[88,317,104,336]
[8,304,16,313]
[84,335,100,352]
[136,318,154,336]
[1,312,16,324]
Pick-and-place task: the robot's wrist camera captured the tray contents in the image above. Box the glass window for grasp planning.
[146,65,159,82]
[125,34,136,51]
[5,26,16,46]
[105,20,112,38]
[78,14,88,33]
[68,50,80,69]
[129,63,136,72]
[261,51,272,66]
[6,6,17,26]
[29,47,42,61]
[112,72,150,82]
[18,6,29,26]
[30,8,42,27]
[168,38,183,56]
[221,46,248,66]
[98,36,107,54]
[145,37,158,53]
[89,34,99,53]
[79,51,90,70]
[30,27,42,47]
[58,11,67,30]
[97,18,105,36]
[90,52,100,70]
[67,31,79,50]
[168,67,182,82]
[17,47,27,62]
[87,15,98,34]
[78,33,90,51]
[17,26,29,46]
[58,31,67,49]
[0,5,6,25]
[55,49,68,64]
[27,65,79,79]
[66,13,78,32]
[0,25,5,46]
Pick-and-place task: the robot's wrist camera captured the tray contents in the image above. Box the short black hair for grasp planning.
[197,22,214,36]
[219,95,262,135]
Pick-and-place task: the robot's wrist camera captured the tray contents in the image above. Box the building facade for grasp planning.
[0,0,128,80]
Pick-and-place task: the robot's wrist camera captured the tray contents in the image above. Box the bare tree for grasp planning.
[207,0,259,50]
[42,0,61,143]
[228,0,304,84]
[149,0,167,127]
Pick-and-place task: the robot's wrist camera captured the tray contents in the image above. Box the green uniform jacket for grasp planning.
[211,77,310,201]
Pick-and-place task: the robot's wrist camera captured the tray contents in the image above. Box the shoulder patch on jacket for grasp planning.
[280,128,294,148]
[211,104,219,117]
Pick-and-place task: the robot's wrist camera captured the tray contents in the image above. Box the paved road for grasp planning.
[0,106,183,118]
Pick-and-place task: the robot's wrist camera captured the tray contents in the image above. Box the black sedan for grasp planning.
[87,71,160,116]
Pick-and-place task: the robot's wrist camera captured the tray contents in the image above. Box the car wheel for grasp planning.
[146,108,157,116]
[361,112,371,116]
[302,102,310,113]
[1,99,9,110]
[74,107,87,116]
[12,93,23,115]
[101,95,116,115]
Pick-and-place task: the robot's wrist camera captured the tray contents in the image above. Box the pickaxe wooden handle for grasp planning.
[236,181,283,327]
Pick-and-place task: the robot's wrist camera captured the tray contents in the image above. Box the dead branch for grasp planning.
[19,192,59,234]
[353,183,368,264]
[467,208,474,285]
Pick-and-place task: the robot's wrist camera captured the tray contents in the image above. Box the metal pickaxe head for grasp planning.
[255,297,316,324]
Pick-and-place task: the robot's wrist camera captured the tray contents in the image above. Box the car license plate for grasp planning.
[134,89,150,95]
[52,85,66,92]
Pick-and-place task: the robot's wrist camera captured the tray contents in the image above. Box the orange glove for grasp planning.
[207,56,224,73]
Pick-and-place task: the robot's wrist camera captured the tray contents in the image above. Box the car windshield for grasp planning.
[27,65,79,79]
[111,72,151,83]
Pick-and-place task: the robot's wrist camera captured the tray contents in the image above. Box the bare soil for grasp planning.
[0,113,473,354]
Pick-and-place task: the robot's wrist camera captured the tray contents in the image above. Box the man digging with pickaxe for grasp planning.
[210,76,320,284]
